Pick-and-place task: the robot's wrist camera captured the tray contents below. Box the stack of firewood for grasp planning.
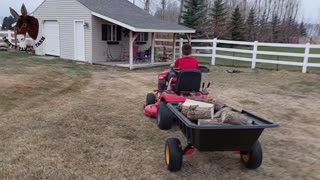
[179,97,254,126]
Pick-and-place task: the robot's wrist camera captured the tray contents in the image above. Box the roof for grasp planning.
[76,0,195,33]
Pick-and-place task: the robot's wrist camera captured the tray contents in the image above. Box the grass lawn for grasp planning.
[196,46,320,73]
[0,52,320,179]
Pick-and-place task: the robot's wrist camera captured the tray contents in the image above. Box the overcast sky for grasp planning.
[0,0,319,24]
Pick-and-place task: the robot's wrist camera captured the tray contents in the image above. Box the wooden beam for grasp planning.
[151,32,156,64]
[186,33,192,44]
[172,33,177,62]
[133,32,140,41]
[129,31,134,70]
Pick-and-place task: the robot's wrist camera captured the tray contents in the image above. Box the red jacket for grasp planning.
[174,56,199,70]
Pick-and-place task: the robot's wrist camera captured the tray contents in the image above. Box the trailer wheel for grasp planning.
[241,141,263,169]
[165,138,183,172]
[157,102,174,130]
[146,93,156,105]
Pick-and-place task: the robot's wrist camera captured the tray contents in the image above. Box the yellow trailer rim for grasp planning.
[165,144,170,165]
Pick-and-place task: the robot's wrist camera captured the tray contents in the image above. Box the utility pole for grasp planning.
[179,0,184,24]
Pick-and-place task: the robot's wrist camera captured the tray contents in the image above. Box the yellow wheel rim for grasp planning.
[242,154,250,162]
[165,144,170,165]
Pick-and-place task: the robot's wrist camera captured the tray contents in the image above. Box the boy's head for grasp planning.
[182,44,192,56]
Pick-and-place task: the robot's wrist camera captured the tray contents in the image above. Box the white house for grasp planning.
[32,0,195,69]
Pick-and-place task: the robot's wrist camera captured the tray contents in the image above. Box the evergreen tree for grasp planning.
[182,0,207,30]
[1,17,7,30]
[299,22,307,37]
[271,14,280,42]
[1,16,15,30]
[246,8,256,41]
[210,0,227,38]
[229,6,245,41]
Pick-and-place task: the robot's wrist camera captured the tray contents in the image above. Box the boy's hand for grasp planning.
[170,63,175,67]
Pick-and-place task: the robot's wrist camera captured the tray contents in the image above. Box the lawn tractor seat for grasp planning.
[172,70,202,95]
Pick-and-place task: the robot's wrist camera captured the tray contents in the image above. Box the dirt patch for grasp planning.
[0,52,319,179]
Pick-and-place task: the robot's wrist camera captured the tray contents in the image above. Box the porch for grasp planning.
[93,61,172,69]
[91,14,194,69]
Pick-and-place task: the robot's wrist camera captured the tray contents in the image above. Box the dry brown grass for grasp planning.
[0,52,320,179]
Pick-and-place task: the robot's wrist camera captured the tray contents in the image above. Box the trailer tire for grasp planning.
[157,102,174,130]
[146,93,156,105]
[165,138,183,172]
[241,141,263,169]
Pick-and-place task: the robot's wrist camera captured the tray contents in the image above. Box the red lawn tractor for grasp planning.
[144,67,210,130]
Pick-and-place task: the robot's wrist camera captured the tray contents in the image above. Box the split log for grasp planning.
[198,119,224,126]
[181,99,214,121]
[186,105,213,121]
[215,96,243,112]
[214,107,252,125]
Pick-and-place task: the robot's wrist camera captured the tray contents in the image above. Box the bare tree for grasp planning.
[155,0,180,22]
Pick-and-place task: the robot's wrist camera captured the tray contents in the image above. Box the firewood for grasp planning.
[181,99,214,121]
[186,105,213,120]
[198,119,224,126]
[215,96,243,112]
[214,107,252,125]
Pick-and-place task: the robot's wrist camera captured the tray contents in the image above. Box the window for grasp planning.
[136,32,149,42]
[102,24,122,41]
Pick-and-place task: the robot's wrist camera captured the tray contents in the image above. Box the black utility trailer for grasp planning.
[164,103,279,172]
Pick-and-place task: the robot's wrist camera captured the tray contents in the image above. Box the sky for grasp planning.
[0,0,319,24]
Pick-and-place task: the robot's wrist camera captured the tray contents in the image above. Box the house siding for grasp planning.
[33,0,92,62]
[92,16,151,63]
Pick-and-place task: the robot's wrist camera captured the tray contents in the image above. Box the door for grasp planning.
[43,21,60,56]
[74,21,85,61]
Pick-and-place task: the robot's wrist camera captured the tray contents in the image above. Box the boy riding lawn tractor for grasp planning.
[143,44,210,129]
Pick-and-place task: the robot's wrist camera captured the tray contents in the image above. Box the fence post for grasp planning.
[251,41,258,69]
[7,30,12,43]
[211,38,217,65]
[303,43,310,73]
[179,38,183,58]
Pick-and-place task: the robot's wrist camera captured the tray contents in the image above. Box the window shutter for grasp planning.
[145,32,149,41]
[102,24,107,41]
[117,26,122,41]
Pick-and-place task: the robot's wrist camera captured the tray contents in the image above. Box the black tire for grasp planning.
[146,93,156,105]
[165,138,183,172]
[240,141,263,169]
[157,102,174,130]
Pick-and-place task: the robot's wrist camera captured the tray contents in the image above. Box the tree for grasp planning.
[155,1,180,22]
[229,6,245,41]
[246,8,257,41]
[182,0,208,32]
[210,0,228,38]
[1,16,16,30]
[271,14,280,42]
[299,22,307,37]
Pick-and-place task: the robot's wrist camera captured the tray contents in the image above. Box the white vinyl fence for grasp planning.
[155,38,320,73]
[0,30,33,46]
[0,30,15,44]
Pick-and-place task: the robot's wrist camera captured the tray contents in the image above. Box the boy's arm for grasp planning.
[174,59,180,68]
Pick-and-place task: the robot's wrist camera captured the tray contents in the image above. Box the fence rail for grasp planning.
[0,30,15,44]
[155,38,320,73]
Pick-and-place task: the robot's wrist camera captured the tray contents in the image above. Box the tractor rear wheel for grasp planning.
[240,141,263,169]
[157,102,174,130]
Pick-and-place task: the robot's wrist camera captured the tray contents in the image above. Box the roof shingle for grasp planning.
[77,0,195,33]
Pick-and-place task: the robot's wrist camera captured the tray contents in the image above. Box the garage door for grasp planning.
[43,21,60,56]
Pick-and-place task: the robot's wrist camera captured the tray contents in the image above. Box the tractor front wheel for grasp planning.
[146,93,156,105]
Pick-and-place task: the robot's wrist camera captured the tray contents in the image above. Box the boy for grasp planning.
[171,44,199,70]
